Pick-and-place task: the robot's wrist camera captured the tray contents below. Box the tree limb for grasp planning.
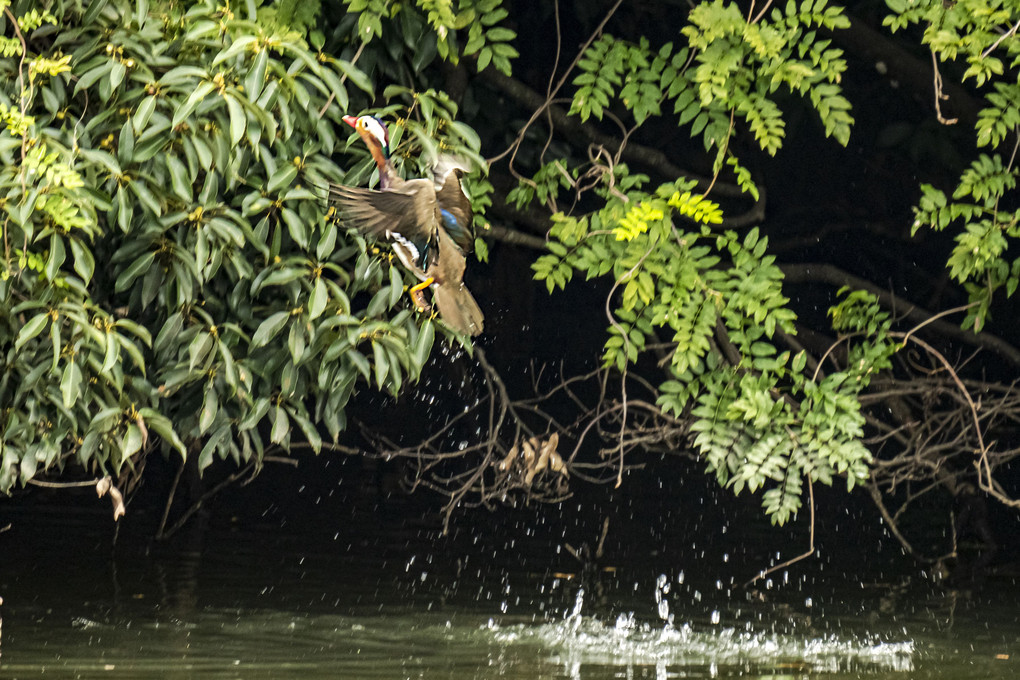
[781,262,1020,366]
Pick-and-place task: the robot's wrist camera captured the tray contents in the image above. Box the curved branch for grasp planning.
[781,262,1020,366]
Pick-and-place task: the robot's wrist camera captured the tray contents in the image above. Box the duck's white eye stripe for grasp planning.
[363,118,388,145]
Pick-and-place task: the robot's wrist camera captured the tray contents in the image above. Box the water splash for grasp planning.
[485,615,914,673]
[653,574,672,625]
[482,572,914,674]
[565,586,585,633]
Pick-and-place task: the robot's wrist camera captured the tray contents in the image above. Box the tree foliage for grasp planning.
[2,0,1018,537]
[505,0,1018,525]
[0,0,504,496]
[519,0,888,523]
[886,0,1020,332]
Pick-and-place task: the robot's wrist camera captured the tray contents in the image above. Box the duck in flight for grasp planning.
[328,115,484,337]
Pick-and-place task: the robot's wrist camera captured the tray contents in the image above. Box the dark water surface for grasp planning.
[1,460,1018,679]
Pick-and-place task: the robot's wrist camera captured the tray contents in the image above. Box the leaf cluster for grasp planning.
[341,0,517,74]
[567,0,853,186]
[531,163,891,521]
[519,1,885,522]
[0,0,484,493]
[887,0,1020,329]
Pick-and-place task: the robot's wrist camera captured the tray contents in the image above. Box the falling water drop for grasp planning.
[655,575,670,621]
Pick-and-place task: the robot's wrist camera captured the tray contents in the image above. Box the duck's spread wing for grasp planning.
[328,179,438,242]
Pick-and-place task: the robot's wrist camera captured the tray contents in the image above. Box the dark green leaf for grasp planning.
[114,251,156,292]
[251,310,290,348]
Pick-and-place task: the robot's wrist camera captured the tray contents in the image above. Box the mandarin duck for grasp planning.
[329,115,484,337]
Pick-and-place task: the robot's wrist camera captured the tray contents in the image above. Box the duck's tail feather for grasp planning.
[434,283,484,337]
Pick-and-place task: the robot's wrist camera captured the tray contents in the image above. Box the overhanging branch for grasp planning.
[781,262,1020,366]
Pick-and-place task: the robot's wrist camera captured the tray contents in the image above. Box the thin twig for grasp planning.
[931,50,958,125]
[158,462,256,540]
[26,478,102,488]
[980,18,1020,59]
[749,0,777,25]
[898,302,976,349]
[156,457,186,539]
[488,0,624,166]
[317,40,368,119]
[745,480,815,587]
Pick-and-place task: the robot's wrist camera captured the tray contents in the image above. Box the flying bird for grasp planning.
[328,114,484,337]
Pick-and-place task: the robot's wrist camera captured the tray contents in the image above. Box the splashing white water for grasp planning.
[485,615,914,673]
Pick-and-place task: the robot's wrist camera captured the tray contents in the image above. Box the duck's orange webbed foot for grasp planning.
[408,277,434,313]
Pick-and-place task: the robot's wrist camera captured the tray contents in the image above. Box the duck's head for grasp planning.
[343,115,390,158]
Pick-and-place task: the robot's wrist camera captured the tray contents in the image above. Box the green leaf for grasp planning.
[289,407,322,454]
[239,397,271,431]
[166,155,192,202]
[140,408,187,457]
[316,224,337,260]
[270,404,290,444]
[115,251,156,292]
[413,318,435,370]
[20,451,38,485]
[224,93,247,146]
[122,423,144,458]
[101,332,119,372]
[251,310,290,348]
[309,277,328,319]
[74,61,112,95]
[199,386,218,434]
[388,264,403,308]
[268,164,299,194]
[46,233,66,280]
[245,48,270,99]
[69,238,95,284]
[287,322,306,363]
[281,207,308,249]
[212,35,258,66]
[792,350,807,372]
[172,80,216,128]
[15,312,49,350]
[372,340,389,389]
[50,316,61,372]
[336,58,373,95]
[114,318,153,346]
[109,60,126,91]
[133,95,157,133]
[188,331,213,372]
[155,312,184,354]
[60,361,82,408]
